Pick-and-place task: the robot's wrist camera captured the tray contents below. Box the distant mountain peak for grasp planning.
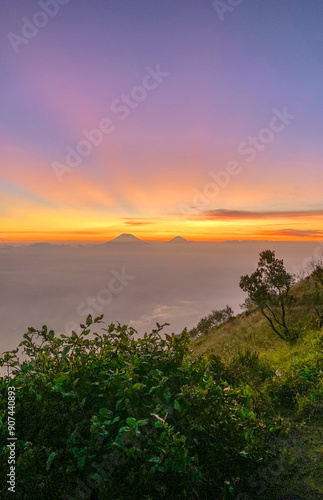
[108,233,146,244]
[168,236,189,243]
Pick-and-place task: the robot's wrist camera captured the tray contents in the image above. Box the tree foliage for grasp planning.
[239,250,296,342]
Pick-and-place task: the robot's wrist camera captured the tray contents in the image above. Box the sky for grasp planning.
[0,0,323,242]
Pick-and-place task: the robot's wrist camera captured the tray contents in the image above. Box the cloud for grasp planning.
[129,301,198,329]
[272,229,323,237]
[123,218,155,226]
[1,230,104,235]
[194,209,323,221]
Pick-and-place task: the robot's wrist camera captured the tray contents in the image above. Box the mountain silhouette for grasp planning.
[168,236,189,244]
[105,233,147,245]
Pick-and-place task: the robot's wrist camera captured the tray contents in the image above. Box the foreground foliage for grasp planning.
[1,316,269,499]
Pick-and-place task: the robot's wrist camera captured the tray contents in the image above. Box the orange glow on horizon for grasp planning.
[1,228,323,244]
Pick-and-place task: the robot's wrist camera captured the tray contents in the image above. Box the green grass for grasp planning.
[193,308,284,359]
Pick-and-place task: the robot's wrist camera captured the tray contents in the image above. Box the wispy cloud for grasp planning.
[129,301,198,329]
[192,209,323,221]
[271,229,323,237]
[1,230,105,236]
[123,218,155,226]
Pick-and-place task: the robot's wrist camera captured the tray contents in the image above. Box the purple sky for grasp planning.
[0,0,323,242]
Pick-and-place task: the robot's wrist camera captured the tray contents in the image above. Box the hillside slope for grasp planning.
[193,278,323,499]
[193,308,283,358]
[193,277,316,358]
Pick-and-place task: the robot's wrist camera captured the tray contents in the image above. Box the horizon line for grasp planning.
[2,236,323,245]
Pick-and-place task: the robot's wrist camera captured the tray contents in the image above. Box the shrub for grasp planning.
[0,316,267,499]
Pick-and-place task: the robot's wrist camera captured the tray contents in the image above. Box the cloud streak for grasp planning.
[123,218,155,226]
[194,209,323,221]
[268,229,323,237]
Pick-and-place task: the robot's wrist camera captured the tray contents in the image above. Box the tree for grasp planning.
[210,305,234,326]
[239,250,295,342]
[308,256,323,286]
[189,305,234,337]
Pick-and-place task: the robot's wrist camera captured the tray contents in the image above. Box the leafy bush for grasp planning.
[0,316,267,499]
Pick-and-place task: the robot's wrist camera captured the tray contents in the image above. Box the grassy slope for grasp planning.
[193,278,314,360]
[193,280,323,499]
[193,308,283,359]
